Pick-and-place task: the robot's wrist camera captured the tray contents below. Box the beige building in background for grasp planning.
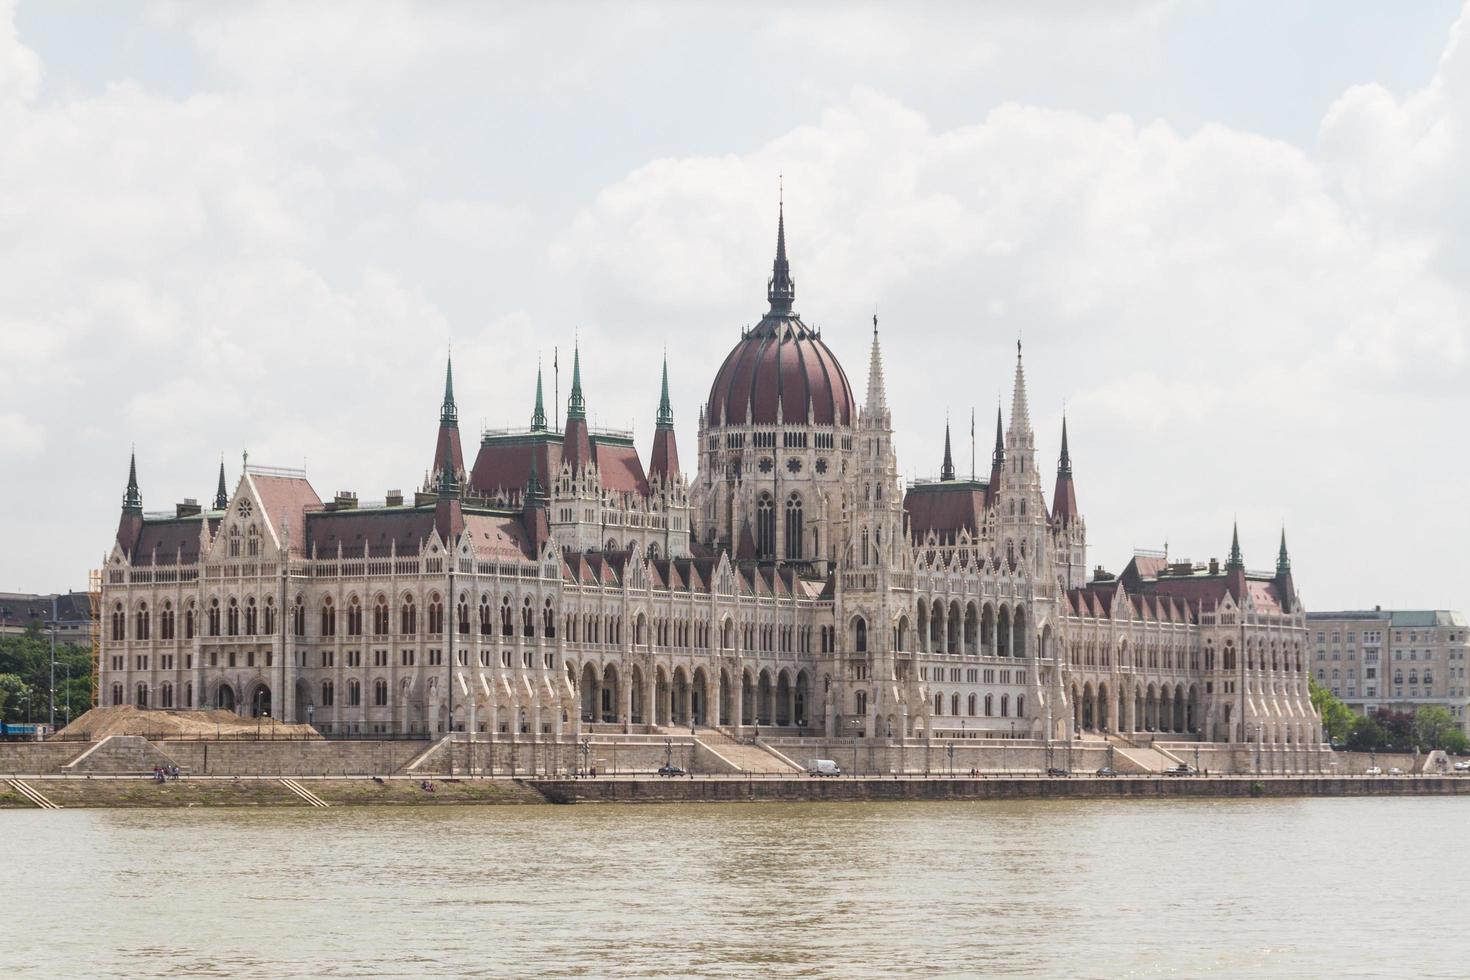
[1306,609,1470,733]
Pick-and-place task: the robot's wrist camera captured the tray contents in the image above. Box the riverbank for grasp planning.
[4,772,1467,808]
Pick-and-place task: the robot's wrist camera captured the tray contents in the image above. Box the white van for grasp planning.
[807,759,842,777]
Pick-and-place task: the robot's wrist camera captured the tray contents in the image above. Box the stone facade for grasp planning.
[99,208,1322,755]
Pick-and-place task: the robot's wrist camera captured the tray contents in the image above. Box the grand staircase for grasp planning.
[692,728,802,774]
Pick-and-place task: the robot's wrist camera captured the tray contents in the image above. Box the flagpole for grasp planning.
[970,407,976,481]
[554,346,560,433]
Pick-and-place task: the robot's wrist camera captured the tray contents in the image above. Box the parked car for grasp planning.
[1387,767,1405,776]
[1365,766,1382,775]
[807,759,842,777]
[1453,761,1469,771]
[1095,767,1118,777]
[656,765,686,777]
[1046,767,1069,778]
[1164,764,1193,776]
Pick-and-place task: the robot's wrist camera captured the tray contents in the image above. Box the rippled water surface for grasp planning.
[1,797,1464,977]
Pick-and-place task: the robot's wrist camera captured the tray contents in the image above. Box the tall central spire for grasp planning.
[1227,522,1245,571]
[1058,414,1072,478]
[863,314,888,420]
[767,191,795,314]
[215,457,229,510]
[1008,339,1031,444]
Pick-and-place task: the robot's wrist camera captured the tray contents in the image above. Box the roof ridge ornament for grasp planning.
[766,191,796,315]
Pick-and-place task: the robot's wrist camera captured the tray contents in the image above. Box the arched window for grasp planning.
[501,596,513,636]
[348,679,361,707]
[111,683,123,706]
[228,525,241,557]
[544,599,556,638]
[374,597,390,636]
[135,683,148,708]
[400,595,416,635]
[111,603,124,641]
[951,693,960,716]
[347,596,363,636]
[967,693,977,716]
[522,598,534,638]
[854,617,867,653]
[428,595,444,634]
[320,596,336,637]
[185,602,196,639]
[161,602,174,640]
[208,598,222,637]
[785,493,803,559]
[135,602,150,640]
[457,594,470,635]
[933,692,943,715]
[755,492,775,558]
[292,597,305,637]
[1000,694,1010,717]
[226,598,239,636]
[244,597,258,636]
[246,525,260,557]
[263,596,276,634]
[1017,695,1025,718]
[374,679,388,707]
[160,682,174,708]
[321,680,334,706]
[479,596,492,635]
[984,694,993,717]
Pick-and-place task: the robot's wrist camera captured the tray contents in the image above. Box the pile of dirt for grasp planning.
[57,706,322,740]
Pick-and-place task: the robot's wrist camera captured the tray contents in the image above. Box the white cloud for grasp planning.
[416,198,528,250]
[0,412,43,458]
[0,0,38,105]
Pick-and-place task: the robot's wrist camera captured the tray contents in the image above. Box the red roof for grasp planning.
[706,315,855,427]
[251,474,322,556]
[904,482,988,541]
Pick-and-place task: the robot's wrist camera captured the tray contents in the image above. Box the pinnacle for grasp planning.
[656,351,674,429]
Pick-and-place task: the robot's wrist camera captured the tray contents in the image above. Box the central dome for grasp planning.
[705,204,856,428]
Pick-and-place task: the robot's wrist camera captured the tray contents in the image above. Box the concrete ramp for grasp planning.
[63,735,182,775]
[1113,743,1178,775]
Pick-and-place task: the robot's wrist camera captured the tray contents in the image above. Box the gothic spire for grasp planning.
[992,404,1005,464]
[864,314,888,419]
[123,450,142,513]
[527,444,544,499]
[440,351,457,425]
[656,351,673,429]
[532,362,547,431]
[766,192,795,314]
[215,457,228,510]
[1276,527,1291,575]
[1227,521,1245,571]
[567,342,586,421]
[1008,338,1032,444]
[941,418,956,481]
[1058,414,1072,478]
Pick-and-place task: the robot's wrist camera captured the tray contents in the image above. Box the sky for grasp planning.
[1,0,1467,612]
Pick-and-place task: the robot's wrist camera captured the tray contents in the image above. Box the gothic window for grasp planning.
[347,596,363,636]
[348,679,361,707]
[320,596,335,637]
[786,457,802,474]
[951,693,960,716]
[246,525,260,557]
[374,597,390,636]
[374,679,388,707]
[544,599,556,638]
[933,692,943,715]
[111,603,124,642]
[785,493,804,559]
[968,694,977,716]
[458,595,470,635]
[985,694,993,716]
[186,602,196,640]
[244,597,257,635]
[815,458,828,474]
[758,457,774,474]
[756,492,775,558]
[135,602,150,640]
[428,595,444,634]
[400,595,415,635]
[501,596,513,636]
[854,616,867,653]
[1017,695,1025,718]
[161,602,174,641]
[321,680,334,707]
[226,598,239,636]
[293,597,305,637]
[228,525,241,557]
[263,597,276,634]
[1000,694,1010,718]
[479,596,492,635]
[523,598,534,638]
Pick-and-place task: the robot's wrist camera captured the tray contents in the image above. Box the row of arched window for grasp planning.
[932,691,1024,718]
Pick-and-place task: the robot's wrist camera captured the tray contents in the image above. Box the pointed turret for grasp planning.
[214,457,229,510]
[1008,339,1032,442]
[563,341,592,474]
[863,314,889,423]
[531,363,547,431]
[522,449,550,555]
[940,419,956,482]
[649,352,680,484]
[767,194,796,315]
[430,352,465,486]
[1224,520,1249,602]
[1276,527,1291,575]
[1274,527,1296,612]
[1227,522,1244,571]
[1052,415,1079,524]
[123,450,142,514]
[986,404,1005,505]
[116,450,144,555]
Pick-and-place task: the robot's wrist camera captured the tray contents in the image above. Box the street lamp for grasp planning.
[946,740,955,777]
[849,716,862,777]
[307,702,316,730]
[580,734,592,778]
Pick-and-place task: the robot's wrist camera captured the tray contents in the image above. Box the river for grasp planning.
[1,797,1462,978]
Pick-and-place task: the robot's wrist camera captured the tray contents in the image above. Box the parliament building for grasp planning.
[98,205,1323,766]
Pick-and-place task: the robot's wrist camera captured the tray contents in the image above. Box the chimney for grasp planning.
[176,498,202,518]
[385,489,404,507]
[1208,558,1220,575]
[325,491,359,512]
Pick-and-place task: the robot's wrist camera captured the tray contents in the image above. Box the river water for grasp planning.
[1,797,1463,978]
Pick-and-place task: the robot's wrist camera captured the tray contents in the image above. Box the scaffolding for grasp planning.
[88,567,101,708]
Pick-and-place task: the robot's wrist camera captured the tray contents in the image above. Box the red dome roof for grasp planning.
[706,315,856,427]
[705,200,856,428]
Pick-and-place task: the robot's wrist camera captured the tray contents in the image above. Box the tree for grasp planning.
[1309,680,1355,746]
[0,673,33,724]
[1347,713,1388,752]
[1413,705,1469,754]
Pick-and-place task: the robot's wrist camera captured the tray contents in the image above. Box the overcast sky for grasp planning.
[2,0,1467,611]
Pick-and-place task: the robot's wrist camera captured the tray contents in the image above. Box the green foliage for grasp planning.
[1309,679,1355,746]
[0,626,94,726]
[1413,705,1469,753]
[1346,712,1388,752]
